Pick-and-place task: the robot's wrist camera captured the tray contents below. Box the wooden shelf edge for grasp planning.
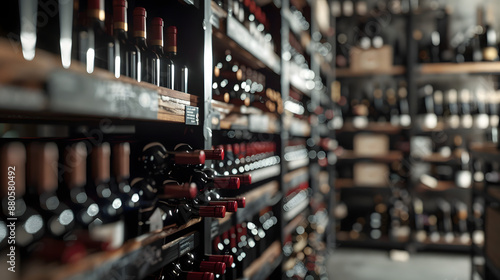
[336,65,406,78]
[419,62,500,75]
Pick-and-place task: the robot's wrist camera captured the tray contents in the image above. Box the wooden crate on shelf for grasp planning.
[349,45,393,72]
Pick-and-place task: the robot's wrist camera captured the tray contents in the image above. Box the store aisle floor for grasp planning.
[327,248,470,280]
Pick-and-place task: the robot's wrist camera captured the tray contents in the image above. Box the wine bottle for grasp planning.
[372,84,385,122]
[481,7,499,62]
[429,31,440,63]
[133,7,159,84]
[342,0,354,17]
[174,143,224,161]
[488,90,500,128]
[473,88,489,129]
[19,0,38,61]
[413,198,427,242]
[397,81,411,127]
[59,0,74,68]
[427,215,440,243]
[433,90,444,120]
[140,142,205,176]
[419,85,437,129]
[436,199,454,243]
[445,89,460,129]
[150,17,175,89]
[336,33,349,68]
[459,89,473,129]
[61,142,100,227]
[454,200,470,244]
[179,252,227,275]
[113,0,140,80]
[1,142,45,249]
[27,142,75,238]
[166,26,180,90]
[88,143,126,249]
[85,0,116,73]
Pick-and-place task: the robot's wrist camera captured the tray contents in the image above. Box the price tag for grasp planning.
[185,105,199,125]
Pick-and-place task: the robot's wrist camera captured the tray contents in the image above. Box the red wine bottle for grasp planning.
[179,252,227,275]
[113,0,140,80]
[88,143,124,220]
[61,142,100,227]
[27,142,75,238]
[150,17,175,89]
[139,142,206,176]
[85,0,116,73]
[133,7,159,84]
[0,142,44,249]
[112,142,140,210]
[166,26,188,91]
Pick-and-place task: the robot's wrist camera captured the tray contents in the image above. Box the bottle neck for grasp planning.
[151,45,164,56]
[114,28,128,40]
[134,36,148,48]
[89,17,105,29]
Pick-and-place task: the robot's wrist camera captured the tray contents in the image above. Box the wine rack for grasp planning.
[0,0,335,279]
[332,0,500,259]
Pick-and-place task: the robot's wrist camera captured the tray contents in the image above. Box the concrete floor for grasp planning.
[327,248,470,280]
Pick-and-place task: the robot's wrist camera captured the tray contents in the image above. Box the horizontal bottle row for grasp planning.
[337,192,411,242]
[212,208,279,279]
[0,140,248,264]
[145,251,235,280]
[210,141,279,177]
[335,79,411,128]
[217,0,276,53]
[213,50,283,113]
[283,208,329,280]
[413,198,474,245]
[7,0,188,91]
[417,84,500,130]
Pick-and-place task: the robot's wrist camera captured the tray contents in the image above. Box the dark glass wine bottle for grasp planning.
[113,0,140,80]
[133,7,159,84]
[85,0,116,73]
[27,142,75,238]
[1,143,44,250]
[150,17,175,89]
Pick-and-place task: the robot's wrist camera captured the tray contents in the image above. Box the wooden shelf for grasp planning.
[0,40,198,124]
[336,65,406,78]
[336,231,410,249]
[337,122,404,134]
[337,150,403,162]
[23,221,202,280]
[419,62,500,75]
[413,153,459,164]
[415,180,461,192]
[334,178,396,190]
[471,142,500,163]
